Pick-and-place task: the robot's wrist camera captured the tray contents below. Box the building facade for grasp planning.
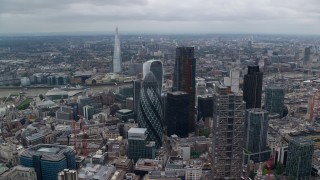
[19,144,76,180]
[58,169,78,180]
[127,128,156,162]
[166,91,190,138]
[143,60,163,94]
[244,108,270,163]
[113,26,122,73]
[173,47,196,133]
[286,137,314,179]
[264,86,285,117]
[212,85,245,179]
[133,80,142,120]
[243,65,263,109]
[137,72,163,148]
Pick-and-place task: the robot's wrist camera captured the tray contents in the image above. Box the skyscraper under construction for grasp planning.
[212,84,245,179]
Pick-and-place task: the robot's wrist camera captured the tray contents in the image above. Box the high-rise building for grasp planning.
[133,80,142,120]
[304,46,311,65]
[113,26,122,73]
[264,86,285,117]
[143,60,163,94]
[173,47,196,133]
[20,144,76,180]
[243,65,263,109]
[286,137,314,179]
[166,91,190,137]
[137,72,163,148]
[127,128,156,162]
[212,84,245,179]
[244,108,270,163]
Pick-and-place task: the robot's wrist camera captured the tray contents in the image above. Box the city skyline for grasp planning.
[1,0,320,35]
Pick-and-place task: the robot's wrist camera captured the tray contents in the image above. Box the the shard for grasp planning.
[113,26,122,73]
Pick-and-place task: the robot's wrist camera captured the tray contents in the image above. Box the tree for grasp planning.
[39,94,44,100]
[249,170,257,179]
[262,168,268,176]
[275,162,284,175]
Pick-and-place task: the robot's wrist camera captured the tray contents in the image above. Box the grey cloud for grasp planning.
[0,0,320,34]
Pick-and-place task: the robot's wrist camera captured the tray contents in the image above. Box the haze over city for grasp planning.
[1,0,320,180]
[1,0,320,35]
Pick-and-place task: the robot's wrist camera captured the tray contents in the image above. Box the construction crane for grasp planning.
[308,89,320,123]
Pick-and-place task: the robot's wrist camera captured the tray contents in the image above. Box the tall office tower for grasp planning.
[128,128,156,162]
[244,108,270,163]
[286,137,314,179]
[20,144,76,180]
[212,85,245,179]
[133,80,142,120]
[264,86,285,117]
[137,72,163,148]
[143,60,163,94]
[173,47,196,133]
[243,65,263,109]
[113,26,122,73]
[304,46,311,65]
[166,91,190,137]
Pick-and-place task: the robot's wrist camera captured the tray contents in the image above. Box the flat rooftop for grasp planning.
[128,128,147,134]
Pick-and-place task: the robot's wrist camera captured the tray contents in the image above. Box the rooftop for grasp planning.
[20,144,74,162]
[128,128,147,134]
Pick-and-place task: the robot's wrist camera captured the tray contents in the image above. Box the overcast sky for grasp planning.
[1,0,320,35]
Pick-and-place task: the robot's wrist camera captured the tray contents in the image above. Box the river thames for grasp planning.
[0,85,118,98]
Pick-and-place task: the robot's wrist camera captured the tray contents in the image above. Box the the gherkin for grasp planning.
[137,71,163,148]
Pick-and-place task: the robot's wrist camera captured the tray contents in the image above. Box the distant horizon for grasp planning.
[1,30,320,37]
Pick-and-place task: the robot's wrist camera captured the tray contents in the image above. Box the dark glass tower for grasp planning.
[243,65,263,109]
[165,91,190,137]
[133,80,142,120]
[244,108,270,163]
[173,47,196,132]
[137,72,163,148]
[304,46,311,65]
[197,95,213,121]
[264,86,285,117]
[286,137,314,179]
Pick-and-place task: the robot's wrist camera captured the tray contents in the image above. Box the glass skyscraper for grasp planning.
[286,137,314,179]
[243,65,263,109]
[137,71,163,148]
[264,86,285,117]
[166,91,190,137]
[113,26,122,73]
[173,47,196,133]
[143,60,163,94]
[244,108,270,163]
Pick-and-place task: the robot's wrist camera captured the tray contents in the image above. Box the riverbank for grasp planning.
[0,84,121,98]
